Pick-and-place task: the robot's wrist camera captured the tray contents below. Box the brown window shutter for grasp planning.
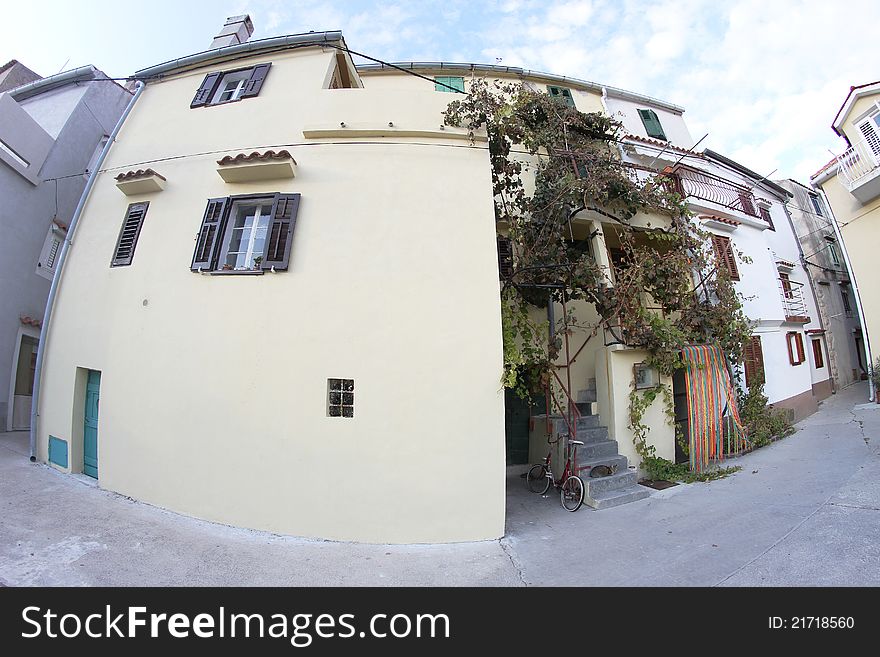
[712,235,739,281]
[812,339,824,368]
[261,193,300,270]
[795,333,805,364]
[497,236,514,279]
[111,202,149,267]
[779,272,792,298]
[744,335,764,388]
[191,72,222,108]
[241,63,271,98]
[760,206,775,230]
[787,331,805,365]
[191,198,229,271]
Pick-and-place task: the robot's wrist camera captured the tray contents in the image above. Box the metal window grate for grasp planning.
[327,378,354,418]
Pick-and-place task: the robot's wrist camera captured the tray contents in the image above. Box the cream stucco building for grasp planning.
[811,81,880,394]
[33,17,836,543]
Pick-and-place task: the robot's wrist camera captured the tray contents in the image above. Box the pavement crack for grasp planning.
[828,502,880,512]
[848,408,869,445]
[499,538,527,586]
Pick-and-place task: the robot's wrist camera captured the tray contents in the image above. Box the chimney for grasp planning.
[209,15,254,49]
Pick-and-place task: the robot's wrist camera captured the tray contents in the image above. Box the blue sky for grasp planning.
[3,0,877,181]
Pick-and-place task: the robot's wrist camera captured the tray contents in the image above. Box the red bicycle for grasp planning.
[525,439,585,511]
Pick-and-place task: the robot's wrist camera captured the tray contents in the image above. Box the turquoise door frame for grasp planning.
[83,370,100,478]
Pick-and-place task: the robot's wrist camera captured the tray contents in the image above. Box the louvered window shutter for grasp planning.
[712,235,739,280]
[191,198,229,271]
[191,72,222,108]
[760,206,775,230]
[111,202,149,267]
[241,63,271,98]
[859,117,880,158]
[261,193,300,270]
[497,236,514,279]
[744,336,764,388]
[638,109,667,140]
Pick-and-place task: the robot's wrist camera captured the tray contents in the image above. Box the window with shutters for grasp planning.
[434,76,464,93]
[36,225,64,280]
[191,193,300,273]
[812,338,824,369]
[497,236,514,280]
[637,109,667,141]
[786,331,806,366]
[743,335,764,388]
[759,206,775,230]
[547,86,575,108]
[779,272,793,299]
[190,63,271,108]
[824,237,841,266]
[711,234,739,280]
[809,194,824,217]
[857,113,880,158]
[111,202,149,267]
[841,286,852,316]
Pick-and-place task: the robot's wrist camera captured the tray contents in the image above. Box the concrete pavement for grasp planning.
[1,382,878,586]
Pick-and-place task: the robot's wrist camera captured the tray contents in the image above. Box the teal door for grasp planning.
[83,370,100,478]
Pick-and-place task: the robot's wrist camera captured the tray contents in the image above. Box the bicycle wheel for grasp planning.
[526,464,551,494]
[560,475,584,511]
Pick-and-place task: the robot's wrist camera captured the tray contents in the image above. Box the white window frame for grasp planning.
[856,111,880,161]
[217,199,273,271]
[211,70,252,105]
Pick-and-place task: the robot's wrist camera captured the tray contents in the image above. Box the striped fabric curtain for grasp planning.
[680,344,749,472]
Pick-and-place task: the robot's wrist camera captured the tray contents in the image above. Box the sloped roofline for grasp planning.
[356,61,686,114]
[702,149,792,199]
[133,31,346,80]
[6,65,107,101]
[832,80,880,136]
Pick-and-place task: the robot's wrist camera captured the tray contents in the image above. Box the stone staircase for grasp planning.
[572,414,650,510]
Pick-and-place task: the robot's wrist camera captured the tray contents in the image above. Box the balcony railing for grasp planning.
[667,166,762,219]
[779,278,809,323]
[836,137,880,191]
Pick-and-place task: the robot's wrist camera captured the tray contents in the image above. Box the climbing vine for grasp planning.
[444,79,753,472]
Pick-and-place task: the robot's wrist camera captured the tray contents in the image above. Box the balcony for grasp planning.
[665,166,771,224]
[779,278,810,323]
[836,137,880,203]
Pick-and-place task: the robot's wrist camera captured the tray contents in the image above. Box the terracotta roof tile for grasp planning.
[699,214,740,226]
[115,168,166,182]
[622,134,702,157]
[20,314,42,328]
[217,149,295,166]
[810,156,839,180]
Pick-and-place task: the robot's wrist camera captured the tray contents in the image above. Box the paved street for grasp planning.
[1,382,878,586]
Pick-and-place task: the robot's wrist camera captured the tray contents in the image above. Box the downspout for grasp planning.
[817,186,874,402]
[28,80,145,461]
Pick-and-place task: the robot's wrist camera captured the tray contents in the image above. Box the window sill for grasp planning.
[197,269,265,276]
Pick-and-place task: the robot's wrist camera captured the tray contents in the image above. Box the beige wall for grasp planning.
[596,346,675,473]
[38,48,506,543]
[820,174,880,352]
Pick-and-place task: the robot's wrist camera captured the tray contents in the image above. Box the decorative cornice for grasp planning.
[115,168,166,182]
[217,149,295,166]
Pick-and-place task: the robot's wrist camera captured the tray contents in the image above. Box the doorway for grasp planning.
[83,370,101,478]
[10,334,38,430]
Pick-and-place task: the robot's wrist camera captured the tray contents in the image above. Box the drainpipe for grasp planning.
[28,81,146,461]
[817,187,874,402]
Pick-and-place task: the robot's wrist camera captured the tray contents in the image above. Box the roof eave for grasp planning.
[134,31,346,80]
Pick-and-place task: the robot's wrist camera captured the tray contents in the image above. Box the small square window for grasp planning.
[213,71,251,104]
[328,378,355,418]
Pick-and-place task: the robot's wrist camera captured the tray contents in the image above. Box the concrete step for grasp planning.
[574,455,628,475]
[576,426,609,444]
[579,440,618,459]
[584,485,651,510]
[576,415,601,430]
[583,469,639,497]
